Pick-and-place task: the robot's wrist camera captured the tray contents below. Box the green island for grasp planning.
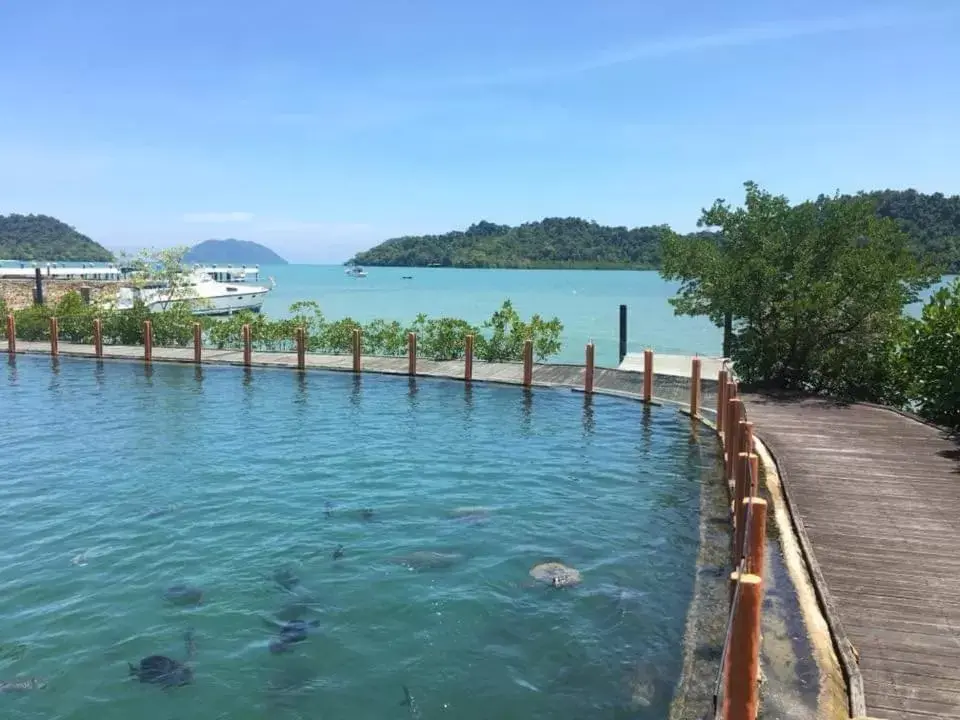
[348,189,960,272]
[0,214,115,263]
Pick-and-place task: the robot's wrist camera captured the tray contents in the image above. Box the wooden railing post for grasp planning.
[584,342,595,394]
[241,323,252,366]
[6,314,16,354]
[193,322,202,364]
[741,421,754,457]
[690,356,701,416]
[643,348,653,402]
[408,332,417,376]
[50,317,59,356]
[716,369,729,431]
[739,497,768,576]
[733,451,750,558]
[295,327,305,370]
[522,339,533,387]
[749,453,759,496]
[726,397,741,481]
[723,574,763,720]
[464,334,474,382]
[352,328,361,373]
[93,318,103,358]
[143,320,152,363]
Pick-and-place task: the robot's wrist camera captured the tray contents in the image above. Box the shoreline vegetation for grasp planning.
[0,293,565,364]
[660,181,960,430]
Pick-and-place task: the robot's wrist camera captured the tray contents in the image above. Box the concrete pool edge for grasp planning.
[754,437,859,720]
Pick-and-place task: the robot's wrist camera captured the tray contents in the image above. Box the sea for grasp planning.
[253,266,957,367]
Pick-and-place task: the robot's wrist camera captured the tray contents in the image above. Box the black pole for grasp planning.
[618,304,627,363]
[34,267,44,306]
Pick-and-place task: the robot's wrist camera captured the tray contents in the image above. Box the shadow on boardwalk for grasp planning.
[742,392,960,720]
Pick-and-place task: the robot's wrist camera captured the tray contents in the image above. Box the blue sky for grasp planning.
[1,0,958,263]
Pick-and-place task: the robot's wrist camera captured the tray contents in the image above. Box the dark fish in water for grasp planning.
[332,544,345,560]
[267,619,321,654]
[128,629,195,688]
[163,584,204,605]
[323,501,335,519]
[360,508,375,521]
[129,656,193,687]
[0,677,46,693]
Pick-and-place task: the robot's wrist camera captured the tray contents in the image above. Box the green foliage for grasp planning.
[349,218,671,269]
[0,214,114,262]
[202,299,562,362]
[473,300,562,362]
[900,279,960,428]
[661,181,937,399]
[10,296,563,363]
[847,189,960,273]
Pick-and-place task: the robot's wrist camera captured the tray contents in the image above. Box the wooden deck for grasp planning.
[8,340,719,408]
[743,394,960,720]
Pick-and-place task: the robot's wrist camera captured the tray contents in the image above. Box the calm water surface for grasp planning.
[255,266,958,367]
[1,355,718,719]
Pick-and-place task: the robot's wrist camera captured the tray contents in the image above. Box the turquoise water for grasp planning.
[0,355,718,720]
[258,266,722,366]
[254,266,958,367]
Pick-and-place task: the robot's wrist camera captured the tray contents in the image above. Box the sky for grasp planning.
[1,0,959,263]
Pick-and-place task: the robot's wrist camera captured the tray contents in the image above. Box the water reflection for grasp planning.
[581,395,596,438]
[640,405,653,454]
[140,362,154,385]
[93,361,105,391]
[407,377,419,404]
[349,374,362,408]
[520,387,533,434]
[294,371,308,409]
[193,365,204,389]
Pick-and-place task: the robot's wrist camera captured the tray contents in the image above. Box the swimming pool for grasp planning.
[0,355,719,719]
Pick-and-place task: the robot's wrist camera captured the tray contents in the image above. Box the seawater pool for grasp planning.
[1,355,719,720]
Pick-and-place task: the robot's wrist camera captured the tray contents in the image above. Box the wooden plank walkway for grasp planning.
[743,394,960,720]
[9,340,719,408]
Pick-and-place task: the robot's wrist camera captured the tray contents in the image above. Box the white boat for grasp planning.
[345,265,368,278]
[189,264,264,283]
[115,268,275,316]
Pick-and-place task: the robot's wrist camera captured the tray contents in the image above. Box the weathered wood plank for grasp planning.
[743,393,960,720]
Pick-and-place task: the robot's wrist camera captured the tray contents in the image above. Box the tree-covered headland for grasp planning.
[349,191,960,272]
[660,181,960,428]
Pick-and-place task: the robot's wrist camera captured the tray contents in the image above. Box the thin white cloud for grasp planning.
[182,211,255,223]
[441,8,956,87]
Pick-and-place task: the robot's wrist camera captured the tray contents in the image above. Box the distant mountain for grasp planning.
[184,238,288,265]
[0,214,114,262]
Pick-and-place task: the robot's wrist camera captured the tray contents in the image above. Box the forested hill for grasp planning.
[0,214,114,262]
[348,218,672,269]
[349,190,960,271]
[853,190,960,273]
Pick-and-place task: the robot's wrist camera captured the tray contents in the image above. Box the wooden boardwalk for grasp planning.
[743,394,960,720]
[8,340,718,408]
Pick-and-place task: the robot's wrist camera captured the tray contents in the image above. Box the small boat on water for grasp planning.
[115,268,276,316]
[345,265,368,278]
